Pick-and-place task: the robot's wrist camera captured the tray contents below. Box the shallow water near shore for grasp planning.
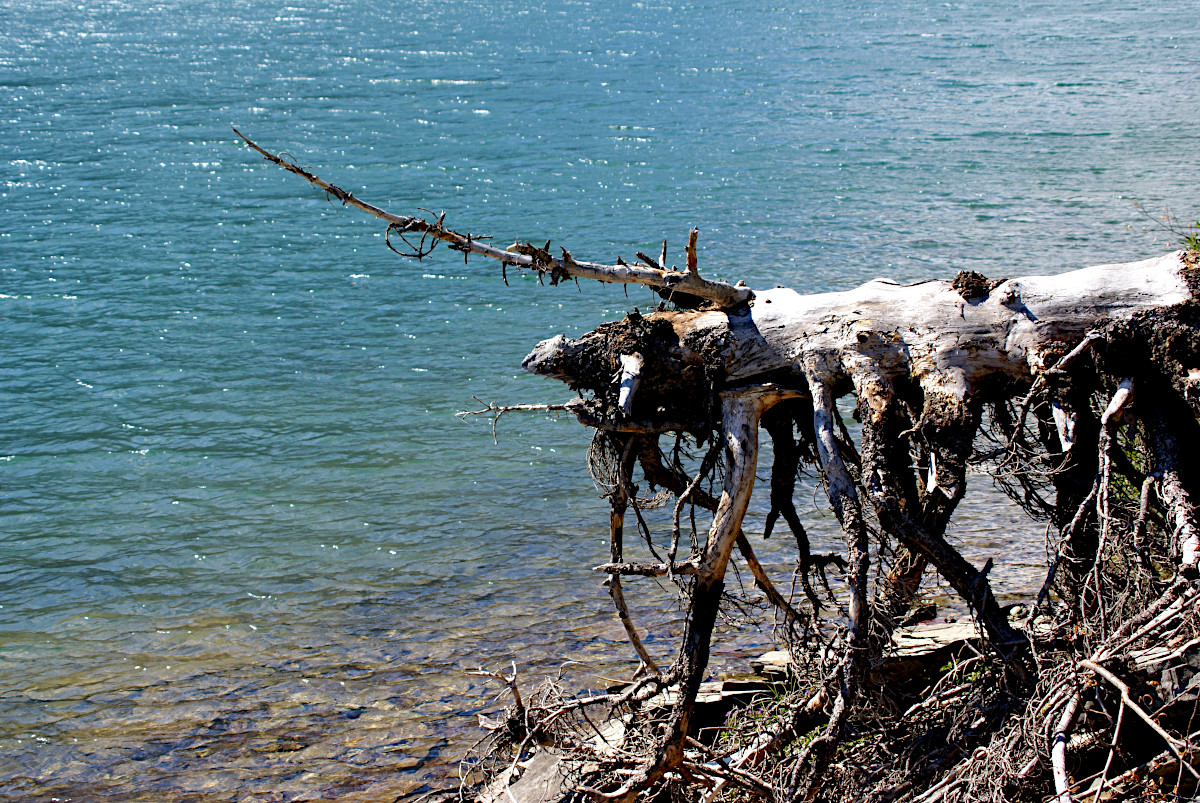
[2,0,1198,798]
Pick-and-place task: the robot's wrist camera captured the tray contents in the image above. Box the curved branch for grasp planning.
[608,438,660,673]
[1140,390,1200,577]
[735,533,811,632]
[784,372,872,799]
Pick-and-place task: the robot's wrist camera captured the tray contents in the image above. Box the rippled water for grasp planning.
[2,0,1198,798]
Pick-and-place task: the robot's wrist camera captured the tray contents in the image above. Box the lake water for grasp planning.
[2,0,1198,798]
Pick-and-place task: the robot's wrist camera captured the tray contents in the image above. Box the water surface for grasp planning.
[2,0,1198,798]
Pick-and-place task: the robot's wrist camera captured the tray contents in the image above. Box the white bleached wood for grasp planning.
[1052,402,1077,452]
[600,253,1196,411]
[616,353,643,416]
[719,252,1192,388]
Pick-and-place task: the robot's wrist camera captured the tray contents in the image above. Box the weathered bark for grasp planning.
[238,132,1200,803]
[588,388,801,803]
[1139,380,1200,577]
[782,371,873,800]
[528,253,1193,400]
[522,253,1197,799]
[1038,373,1102,608]
[526,252,1194,625]
[233,129,752,309]
[606,437,660,672]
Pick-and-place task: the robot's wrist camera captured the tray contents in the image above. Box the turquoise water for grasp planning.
[2,0,1198,798]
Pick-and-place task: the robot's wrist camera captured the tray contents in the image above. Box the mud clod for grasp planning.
[952,270,1007,301]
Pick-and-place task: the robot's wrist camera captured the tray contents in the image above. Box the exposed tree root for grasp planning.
[238,131,1200,803]
[470,268,1200,800]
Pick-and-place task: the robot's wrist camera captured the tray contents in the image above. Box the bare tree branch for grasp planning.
[233,128,754,309]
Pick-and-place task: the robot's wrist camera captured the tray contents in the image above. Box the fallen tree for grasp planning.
[236,130,1200,803]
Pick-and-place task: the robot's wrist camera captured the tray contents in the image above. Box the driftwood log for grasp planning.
[237,130,1200,803]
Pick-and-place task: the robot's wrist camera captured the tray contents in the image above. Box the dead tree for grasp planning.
[236,130,1200,803]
